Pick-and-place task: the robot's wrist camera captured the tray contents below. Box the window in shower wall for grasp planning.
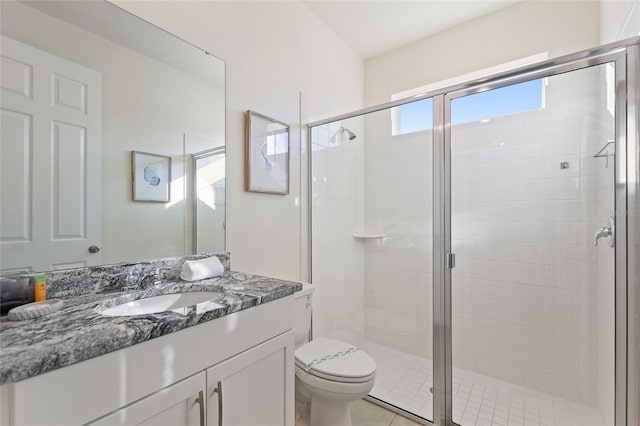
[394,98,433,134]
[449,63,615,426]
[311,101,434,422]
[393,80,543,136]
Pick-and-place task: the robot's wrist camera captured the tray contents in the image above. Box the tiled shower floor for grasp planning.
[362,341,607,426]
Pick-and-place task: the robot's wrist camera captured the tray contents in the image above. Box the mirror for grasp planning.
[0,1,225,273]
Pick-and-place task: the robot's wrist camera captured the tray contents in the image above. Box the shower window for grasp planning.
[391,53,548,136]
[393,98,434,134]
[450,78,543,123]
[393,79,544,136]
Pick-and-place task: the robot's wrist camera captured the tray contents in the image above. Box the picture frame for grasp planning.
[132,150,171,202]
[245,110,290,195]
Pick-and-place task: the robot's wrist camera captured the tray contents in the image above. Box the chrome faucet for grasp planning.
[594,226,611,245]
[594,217,615,247]
[140,267,173,288]
[123,267,171,291]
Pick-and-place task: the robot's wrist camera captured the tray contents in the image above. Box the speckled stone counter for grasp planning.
[0,271,302,385]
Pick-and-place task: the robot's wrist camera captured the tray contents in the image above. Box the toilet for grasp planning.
[294,283,376,426]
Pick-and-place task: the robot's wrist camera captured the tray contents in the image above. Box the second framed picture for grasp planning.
[245,110,290,195]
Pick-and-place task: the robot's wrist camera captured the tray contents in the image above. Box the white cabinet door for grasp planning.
[0,35,102,272]
[88,373,206,426]
[206,331,295,426]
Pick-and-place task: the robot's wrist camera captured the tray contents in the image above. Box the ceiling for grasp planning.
[302,0,520,59]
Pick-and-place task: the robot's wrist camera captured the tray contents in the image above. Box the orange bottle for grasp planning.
[34,275,47,302]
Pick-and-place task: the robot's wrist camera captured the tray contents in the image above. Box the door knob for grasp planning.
[88,245,100,254]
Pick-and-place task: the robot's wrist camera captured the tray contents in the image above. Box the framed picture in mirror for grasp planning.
[132,151,171,202]
[245,110,289,195]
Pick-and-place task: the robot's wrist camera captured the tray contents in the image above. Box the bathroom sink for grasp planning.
[97,291,224,316]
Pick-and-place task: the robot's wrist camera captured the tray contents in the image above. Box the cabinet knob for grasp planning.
[88,245,100,254]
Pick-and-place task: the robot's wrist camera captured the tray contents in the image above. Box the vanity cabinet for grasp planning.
[0,296,295,426]
[86,332,294,426]
[88,373,206,426]
[206,334,293,426]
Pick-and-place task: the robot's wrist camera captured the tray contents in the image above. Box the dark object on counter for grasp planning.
[0,275,35,316]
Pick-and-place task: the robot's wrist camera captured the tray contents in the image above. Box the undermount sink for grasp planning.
[97,291,224,317]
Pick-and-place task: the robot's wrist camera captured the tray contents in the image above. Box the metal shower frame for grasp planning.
[307,36,640,426]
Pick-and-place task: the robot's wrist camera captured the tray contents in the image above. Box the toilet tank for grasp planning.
[294,283,315,348]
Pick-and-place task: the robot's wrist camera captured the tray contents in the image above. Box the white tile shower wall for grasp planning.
[362,108,433,359]
[310,119,366,346]
[450,66,613,410]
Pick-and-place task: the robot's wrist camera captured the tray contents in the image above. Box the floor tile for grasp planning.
[361,340,608,426]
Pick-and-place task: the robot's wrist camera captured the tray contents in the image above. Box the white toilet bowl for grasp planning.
[294,336,376,426]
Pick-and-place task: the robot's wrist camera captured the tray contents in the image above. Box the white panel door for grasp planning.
[87,373,206,426]
[0,36,101,272]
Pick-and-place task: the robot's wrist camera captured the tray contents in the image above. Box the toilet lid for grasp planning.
[295,337,376,383]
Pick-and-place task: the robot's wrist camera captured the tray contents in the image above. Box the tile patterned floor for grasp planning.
[362,340,608,426]
[362,340,434,420]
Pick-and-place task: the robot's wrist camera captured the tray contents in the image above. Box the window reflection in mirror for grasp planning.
[192,148,226,255]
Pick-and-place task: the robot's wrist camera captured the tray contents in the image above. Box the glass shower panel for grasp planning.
[450,64,615,426]
[310,98,434,422]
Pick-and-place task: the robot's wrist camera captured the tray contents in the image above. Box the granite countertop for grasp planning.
[0,271,302,385]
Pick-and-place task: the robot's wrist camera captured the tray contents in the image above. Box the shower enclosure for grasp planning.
[308,37,639,426]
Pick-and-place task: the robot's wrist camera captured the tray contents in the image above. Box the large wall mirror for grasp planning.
[0,1,226,273]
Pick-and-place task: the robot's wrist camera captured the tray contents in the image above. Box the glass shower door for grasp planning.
[359,99,434,421]
[448,62,619,426]
[310,98,435,423]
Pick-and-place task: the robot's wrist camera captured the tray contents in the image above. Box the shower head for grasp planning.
[339,126,357,141]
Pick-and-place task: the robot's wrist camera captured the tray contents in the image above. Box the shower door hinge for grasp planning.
[446,253,456,269]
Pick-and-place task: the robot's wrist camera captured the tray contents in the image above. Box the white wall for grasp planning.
[365,1,600,107]
[600,0,640,43]
[114,0,364,281]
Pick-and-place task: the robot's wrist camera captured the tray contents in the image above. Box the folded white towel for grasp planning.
[180,256,224,281]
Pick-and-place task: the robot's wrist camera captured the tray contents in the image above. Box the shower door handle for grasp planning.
[594,217,615,247]
[446,253,456,269]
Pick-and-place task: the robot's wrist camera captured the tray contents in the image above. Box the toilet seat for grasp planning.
[295,337,376,384]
